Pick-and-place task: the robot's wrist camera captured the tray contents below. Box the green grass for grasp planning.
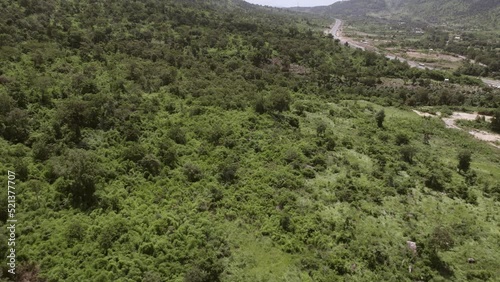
[222,222,308,282]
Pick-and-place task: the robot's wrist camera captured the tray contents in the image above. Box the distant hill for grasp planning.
[292,0,500,29]
[290,0,385,17]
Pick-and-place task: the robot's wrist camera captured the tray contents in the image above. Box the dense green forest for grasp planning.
[1,0,500,281]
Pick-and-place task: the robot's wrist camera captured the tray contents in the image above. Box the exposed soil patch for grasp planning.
[413,110,438,118]
[269,58,310,75]
[405,51,462,62]
[445,112,492,123]
[413,110,499,148]
[469,130,500,143]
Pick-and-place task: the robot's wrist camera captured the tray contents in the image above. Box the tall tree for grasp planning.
[376,109,385,128]
[52,149,99,209]
[457,150,472,172]
[491,111,500,133]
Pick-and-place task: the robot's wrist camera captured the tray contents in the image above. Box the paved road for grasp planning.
[327,19,500,88]
[327,19,427,68]
[327,19,365,51]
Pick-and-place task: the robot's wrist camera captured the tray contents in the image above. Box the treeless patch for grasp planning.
[414,110,500,148]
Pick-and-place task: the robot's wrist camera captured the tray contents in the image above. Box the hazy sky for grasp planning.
[245,0,338,8]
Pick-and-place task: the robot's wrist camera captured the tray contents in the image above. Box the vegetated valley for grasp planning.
[294,0,500,79]
[0,0,500,281]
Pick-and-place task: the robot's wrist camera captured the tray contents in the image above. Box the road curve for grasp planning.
[327,19,365,51]
[326,19,500,88]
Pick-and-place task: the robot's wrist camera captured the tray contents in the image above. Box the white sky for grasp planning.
[245,0,338,8]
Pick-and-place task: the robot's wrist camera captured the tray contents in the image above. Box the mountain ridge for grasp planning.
[291,0,500,29]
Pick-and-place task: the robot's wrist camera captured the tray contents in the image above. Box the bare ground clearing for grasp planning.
[413,110,499,148]
[405,51,462,62]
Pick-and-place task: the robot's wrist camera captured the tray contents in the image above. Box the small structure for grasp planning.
[467,258,476,264]
[444,78,450,82]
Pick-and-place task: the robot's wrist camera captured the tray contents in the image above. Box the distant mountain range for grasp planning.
[291,0,500,29]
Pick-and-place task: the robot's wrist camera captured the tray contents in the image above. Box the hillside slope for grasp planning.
[1,0,500,281]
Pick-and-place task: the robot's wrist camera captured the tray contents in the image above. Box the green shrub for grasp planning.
[184,163,203,182]
[457,150,472,172]
[168,125,187,144]
[139,154,162,176]
[395,132,410,145]
[400,145,417,163]
[375,109,385,128]
[490,111,500,133]
[218,162,239,184]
